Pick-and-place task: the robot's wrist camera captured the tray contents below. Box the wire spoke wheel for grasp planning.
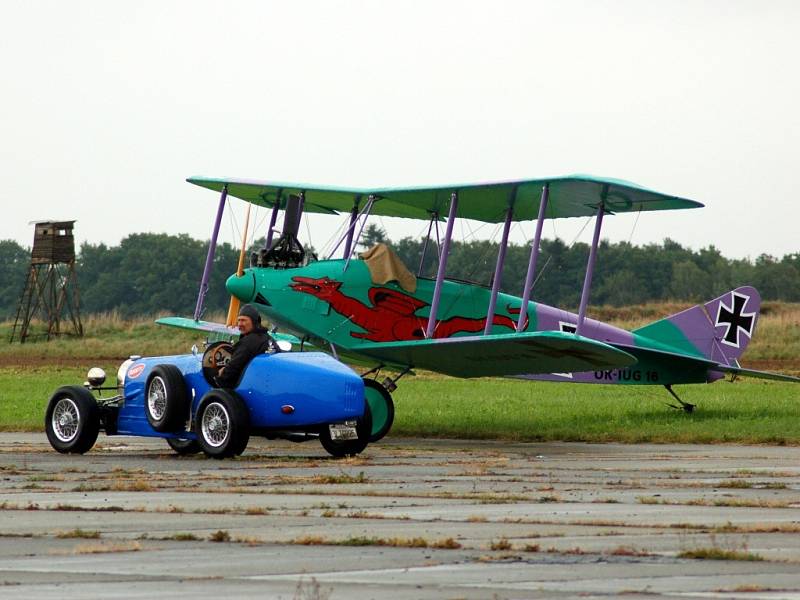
[45,386,100,454]
[201,402,230,448]
[194,390,249,459]
[147,376,168,421]
[145,365,189,432]
[51,397,79,443]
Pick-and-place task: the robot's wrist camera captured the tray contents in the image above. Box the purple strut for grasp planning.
[426,192,458,338]
[264,196,280,249]
[517,184,549,332]
[484,205,514,335]
[193,185,227,321]
[343,195,375,271]
[576,203,605,336]
[327,196,371,259]
[342,199,360,259]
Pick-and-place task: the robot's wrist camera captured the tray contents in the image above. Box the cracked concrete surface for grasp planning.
[2,434,800,599]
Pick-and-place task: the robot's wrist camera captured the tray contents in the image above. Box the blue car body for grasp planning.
[117,351,365,439]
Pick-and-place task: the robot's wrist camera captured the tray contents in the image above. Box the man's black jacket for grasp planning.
[216,328,274,388]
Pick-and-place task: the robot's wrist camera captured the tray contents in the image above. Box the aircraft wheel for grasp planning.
[166,437,202,455]
[45,386,100,454]
[145,365,189,432]
[319,402,372,458]
[364,379,394,443]
[195,389,250,459]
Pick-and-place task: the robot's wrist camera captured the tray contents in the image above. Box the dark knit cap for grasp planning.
[238,303,261,325]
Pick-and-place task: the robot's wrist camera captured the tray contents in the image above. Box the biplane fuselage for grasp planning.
[225,257,717,386]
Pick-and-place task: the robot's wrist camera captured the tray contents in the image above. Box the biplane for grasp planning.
[159,175,800,442]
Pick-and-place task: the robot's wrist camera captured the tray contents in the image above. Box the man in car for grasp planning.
[216,304,275,388]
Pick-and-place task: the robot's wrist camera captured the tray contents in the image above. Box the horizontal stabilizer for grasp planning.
[350,331,636,378]
[713,364,800,383]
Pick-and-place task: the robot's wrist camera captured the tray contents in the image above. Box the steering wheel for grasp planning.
[201,341,234,386]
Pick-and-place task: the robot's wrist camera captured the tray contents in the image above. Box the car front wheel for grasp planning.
[45,386,100,454]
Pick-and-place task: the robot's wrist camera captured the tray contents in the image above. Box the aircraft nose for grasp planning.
[226,270,256,302]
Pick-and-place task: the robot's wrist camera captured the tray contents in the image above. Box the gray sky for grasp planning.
[2,0,798,260]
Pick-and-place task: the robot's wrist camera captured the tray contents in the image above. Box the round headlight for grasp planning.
[87,367,106,387]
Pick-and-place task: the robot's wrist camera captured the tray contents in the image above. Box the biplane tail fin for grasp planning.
[633,286,760,366]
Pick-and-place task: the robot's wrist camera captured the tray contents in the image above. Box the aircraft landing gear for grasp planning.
[664,384,695,413]
[361,365,411,442]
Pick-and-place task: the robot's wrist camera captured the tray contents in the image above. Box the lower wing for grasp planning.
[350,331,636,378]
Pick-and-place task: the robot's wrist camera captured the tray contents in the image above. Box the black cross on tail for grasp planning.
[715,292,755,347]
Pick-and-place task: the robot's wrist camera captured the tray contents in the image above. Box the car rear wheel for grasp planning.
[319,402,372,458]
[364,379,394,443]
[45,386,100,454]
[195,389,250,459]
[166,437,201,455]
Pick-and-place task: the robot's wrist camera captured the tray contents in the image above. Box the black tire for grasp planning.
[145,365,189,432]
[45,386,100,454]
[166,437,202,455]
[364,379,394,443]
[319,402,372,458]
[194,389,250,459]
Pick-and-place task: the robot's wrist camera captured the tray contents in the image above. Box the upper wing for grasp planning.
[349,331,636,378]
[187,175,703,224]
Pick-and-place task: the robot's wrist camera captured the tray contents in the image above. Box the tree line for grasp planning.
[0,226,798,319]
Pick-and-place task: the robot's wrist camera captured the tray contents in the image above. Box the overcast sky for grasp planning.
[2,1,798,261]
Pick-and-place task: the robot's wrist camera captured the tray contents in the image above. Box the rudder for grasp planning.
[633,286,760,366]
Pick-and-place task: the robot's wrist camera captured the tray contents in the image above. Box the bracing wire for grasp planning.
[226,198,241,250]
[627,206,642,245]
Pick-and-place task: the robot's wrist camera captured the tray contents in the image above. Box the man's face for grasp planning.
[237,315,255,335]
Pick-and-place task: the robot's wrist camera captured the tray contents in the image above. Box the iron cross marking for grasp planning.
[715,292,755,347]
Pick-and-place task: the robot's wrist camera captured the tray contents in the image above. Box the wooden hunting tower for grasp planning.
[10,221,84,343]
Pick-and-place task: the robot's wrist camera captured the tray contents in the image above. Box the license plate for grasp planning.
[328,422,358,441]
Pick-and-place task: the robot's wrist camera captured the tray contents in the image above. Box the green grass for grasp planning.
[391,375,800,444]
[4,365,800,444]
[2,306,800,443]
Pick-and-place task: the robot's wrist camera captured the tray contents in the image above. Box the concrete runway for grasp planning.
[1,434,800,599]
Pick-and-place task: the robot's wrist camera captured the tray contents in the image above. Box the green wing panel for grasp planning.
[156,316,304,348]
[188,175,703,224]
[156,316,241,337]
[349,331,636,378]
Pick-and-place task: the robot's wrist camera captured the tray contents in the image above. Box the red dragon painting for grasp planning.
[290,276,526,342]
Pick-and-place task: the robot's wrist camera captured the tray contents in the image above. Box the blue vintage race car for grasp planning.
[44,342,371,458]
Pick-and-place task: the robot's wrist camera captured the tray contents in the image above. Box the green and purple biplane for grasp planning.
[159,175,799,442]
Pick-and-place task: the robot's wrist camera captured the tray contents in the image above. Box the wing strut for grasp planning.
[576,198,605,336]
[342,197,361,259]
[343,195,375,270]
[484,197,515,335]
[426,191,458,338]
[517,184,549,331]
[193,184,227,321]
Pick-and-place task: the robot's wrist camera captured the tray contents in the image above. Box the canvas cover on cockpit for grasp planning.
[359,243,417,293]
